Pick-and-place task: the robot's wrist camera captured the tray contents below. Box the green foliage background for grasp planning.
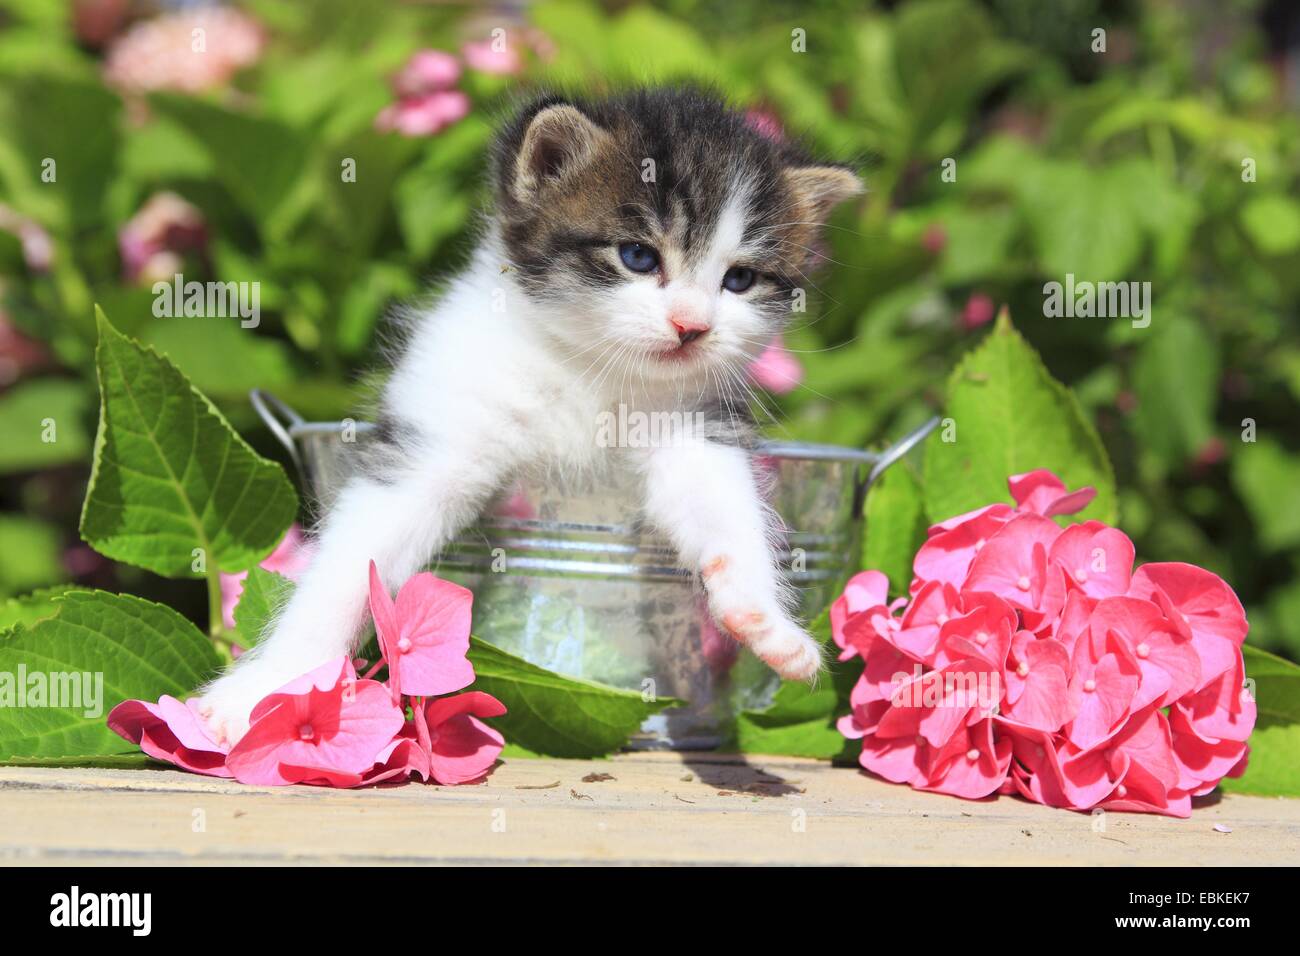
[1,0,1298,675]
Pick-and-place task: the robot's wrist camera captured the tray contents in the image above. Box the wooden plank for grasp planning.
[1,754,1296,865]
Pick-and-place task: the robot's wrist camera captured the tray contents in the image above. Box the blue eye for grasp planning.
[722,266,756,293]
[618,242,660,274]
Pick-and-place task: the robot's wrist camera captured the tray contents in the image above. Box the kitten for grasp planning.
[199,88,862,744]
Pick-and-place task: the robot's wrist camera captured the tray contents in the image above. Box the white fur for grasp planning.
[199,213,819,745]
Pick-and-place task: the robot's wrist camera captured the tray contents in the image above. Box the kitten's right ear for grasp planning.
[512,104,608,201]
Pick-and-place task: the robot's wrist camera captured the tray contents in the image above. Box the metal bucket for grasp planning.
[251,390,936,749]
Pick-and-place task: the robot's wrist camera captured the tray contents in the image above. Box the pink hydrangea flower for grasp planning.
[225,657,404,787]
[109,564,506,789]
[747,334,803,394]
[103,6,264,95]
[375,91,471,138]
[744,108,785,143]
[118,192,207,284]
[960,293,996,330]
[392,49,461,96]
[107,695,230,776]
[0,203,52,272]
[422,691,507,784]
[461,39,523,75]
[838,469,1254,817]
[367,560,475,700]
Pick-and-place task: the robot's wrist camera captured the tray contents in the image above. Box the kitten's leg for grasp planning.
[199,439,505,744]
[640,439,822,680]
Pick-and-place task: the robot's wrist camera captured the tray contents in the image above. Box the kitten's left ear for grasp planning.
[782,165,864,222]
[512,104,610,202]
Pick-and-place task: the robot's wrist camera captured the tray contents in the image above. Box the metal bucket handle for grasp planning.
[851,415,940,519]
[250,388,938,518]
[249,388,305,473]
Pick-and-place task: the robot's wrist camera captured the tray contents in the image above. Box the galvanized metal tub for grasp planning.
[251,390,936,749]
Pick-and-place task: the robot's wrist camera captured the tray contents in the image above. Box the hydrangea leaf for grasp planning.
[79,309,298,577]
[233,567,293,652]
[862,462,927,598]
[0,590,220,761]
[730,610,858,761]
[1221,645,1300,797]
[0,586,71,633]
[467,636,679,758]
[0,378,92,473]
[923,311,1116,525]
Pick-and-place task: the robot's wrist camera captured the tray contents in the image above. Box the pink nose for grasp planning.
[669,309,710,344]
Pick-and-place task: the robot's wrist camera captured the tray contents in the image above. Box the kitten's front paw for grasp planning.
[197,659,301,747]
[720,610,825,681]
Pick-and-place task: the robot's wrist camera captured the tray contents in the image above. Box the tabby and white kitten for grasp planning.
[200,88,862,743]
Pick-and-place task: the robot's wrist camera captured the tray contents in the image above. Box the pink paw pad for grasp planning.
[722,610,767,640]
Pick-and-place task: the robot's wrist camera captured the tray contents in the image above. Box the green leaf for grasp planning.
[1240,195,1300,257]
[0,378,92,473]
[1019,161,1145,282]
[394,168,473,260]
[148,94,313,239]
[233,568,293,652]
[0,586,70,632]
[0,590,220,760]
[1231,438,1300,553]
[1217,723,1300,796]
[1221,645,1300,796]
[923,312,1117,524]
[79,309,299,577]
[731,611,858,760]
[0,73,119,230]
[138,320,296,401]
[862,462,926,596]
[466,636,678,758]
[0,515,63,599]
[1131,316,1219,468]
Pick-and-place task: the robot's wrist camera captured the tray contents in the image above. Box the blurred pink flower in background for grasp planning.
[392,49,461,96]
[377,48,472,137]
[72,0,130,49]
[0,313,49,386]
[118,192,208,284]
[0,203,53,272]
[744,108,785,142]
[376,90,470,137]
[103,6,264,95]
[748,334,804,394]
[220,524,315,631]
[960,293,996,330]
[922,223,947,255]
[522,27,557,62]
[462,38,522,75]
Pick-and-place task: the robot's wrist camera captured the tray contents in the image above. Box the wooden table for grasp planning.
[2,753,1296,865]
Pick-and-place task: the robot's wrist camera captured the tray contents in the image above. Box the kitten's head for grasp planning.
[491,88,861,386]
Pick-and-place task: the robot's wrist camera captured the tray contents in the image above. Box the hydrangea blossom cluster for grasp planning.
[374,36,535,138]
[109,563,505,788]
[835,470,1254,817]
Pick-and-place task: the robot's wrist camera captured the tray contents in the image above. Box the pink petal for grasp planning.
[391,572,475,697]
[747,335,803,393]
[392,49,461,97]
[1129,562,1248,689]
[920,718,1012,799]
[228,677,403,786]
[1049,521,1134,598]
[368,561,402,701]
[108,696,231,777]
[913,504,1015,587]
[462,39,522,75]
[425,692,507,785]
